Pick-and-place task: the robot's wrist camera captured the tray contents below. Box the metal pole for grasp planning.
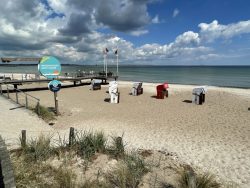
[54,92,59,115]
[103,54,105,72]
[116,54,119,77]
[105,54,108,77]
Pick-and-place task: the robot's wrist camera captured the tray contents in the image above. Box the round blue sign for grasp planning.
[38,56,61,79]
[48,80,62,92]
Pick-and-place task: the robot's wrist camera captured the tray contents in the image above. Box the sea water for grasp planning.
[0,65,250,88]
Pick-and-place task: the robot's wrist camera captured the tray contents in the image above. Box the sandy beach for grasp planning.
[1,80,250,187]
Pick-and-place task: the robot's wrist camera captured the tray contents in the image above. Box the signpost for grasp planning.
[38,56,61,79]
[38,56,62,115]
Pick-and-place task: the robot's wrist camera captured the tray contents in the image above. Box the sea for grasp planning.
[0,65,250,88]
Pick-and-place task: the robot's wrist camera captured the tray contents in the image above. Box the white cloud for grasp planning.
[172,8,179,18]
[152,15,160,24]
[129,30,149,36]
[199,20,250,42]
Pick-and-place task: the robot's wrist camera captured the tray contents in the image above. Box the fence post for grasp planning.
[25,94,28,109]
[21,130,26,148]
[7,85,9,99]
[15,89,19,104]
[69,127,75,147]
[0,85,2,95]
[37,101,40,115]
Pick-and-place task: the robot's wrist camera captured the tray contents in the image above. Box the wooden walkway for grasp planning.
[0,75,118,87]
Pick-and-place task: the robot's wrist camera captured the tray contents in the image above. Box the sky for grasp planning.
[0,0,250,65]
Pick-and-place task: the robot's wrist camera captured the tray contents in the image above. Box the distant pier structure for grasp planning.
[0,57,118,88]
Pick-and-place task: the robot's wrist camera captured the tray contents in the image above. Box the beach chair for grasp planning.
[109,81,119,103]
[192,86,207,105]
[90,79,102,90]
[156,82,169,99]
[131,82,143,96]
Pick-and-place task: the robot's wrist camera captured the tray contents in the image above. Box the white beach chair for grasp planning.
[192,86,207,105]
[131,82,143,96]
[109,81,119,103]
[90,79,102,90]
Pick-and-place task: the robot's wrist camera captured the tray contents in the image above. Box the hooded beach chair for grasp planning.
[192,86,207,105]
[109,81,119,103]
[131,82,143,96]
[90,79,102,90]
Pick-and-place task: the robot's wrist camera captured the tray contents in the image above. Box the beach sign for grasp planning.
[48,80,62,92]
[38,56,61,79]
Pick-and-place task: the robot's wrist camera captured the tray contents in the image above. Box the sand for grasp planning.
[1,79,250,187]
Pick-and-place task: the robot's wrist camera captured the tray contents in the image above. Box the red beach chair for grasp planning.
[156,82,169,99]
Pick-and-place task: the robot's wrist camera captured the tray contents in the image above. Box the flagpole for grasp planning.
[103,53,105,72]
[116,54,118,76]
[105,53,108,78]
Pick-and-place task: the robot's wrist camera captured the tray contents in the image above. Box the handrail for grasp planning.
[0,83,41,115]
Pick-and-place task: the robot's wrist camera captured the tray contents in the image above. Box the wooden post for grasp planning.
[25,95,28,109]
[15,90,19,104]
[37,101,40,115]
[0,85,2,95]
[115,136,124,153]
[54,92,59,115]
[21,130,26,148]
[69,127,75,147]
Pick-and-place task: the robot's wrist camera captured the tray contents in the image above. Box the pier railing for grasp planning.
[0,84,41,115]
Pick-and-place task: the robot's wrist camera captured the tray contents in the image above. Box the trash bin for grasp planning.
[90,79,102,90]
[192,86,207,105]
[131,82,143,96]
[156,82,169,99]
[109,81,119,103]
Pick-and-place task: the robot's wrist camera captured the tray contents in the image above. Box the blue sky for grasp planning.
[0,0,250,65]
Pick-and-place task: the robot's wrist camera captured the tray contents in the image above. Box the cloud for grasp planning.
[95,0,151,32]
[129,30,149,36]
[0,0,250,65]
[199,20,250,42]
[152,15,160,24]
[172,8,179,18]
[59,13,92,36]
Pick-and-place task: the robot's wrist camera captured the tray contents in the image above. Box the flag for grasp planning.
[103,48,109,54]
[115,49,118,55]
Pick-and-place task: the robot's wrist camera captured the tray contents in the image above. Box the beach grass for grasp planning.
[31,104,56,122]
[11,131,225,188]
[177,166,221,188]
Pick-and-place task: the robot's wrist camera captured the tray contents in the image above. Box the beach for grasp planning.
[1,80,250,187]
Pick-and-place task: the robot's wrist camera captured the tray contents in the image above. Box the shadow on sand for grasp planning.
[104,98,110,103]
[182,100,192,103]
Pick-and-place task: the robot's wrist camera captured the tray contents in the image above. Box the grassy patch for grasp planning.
[74,131,107,160]
[106,152,149,188]
[177,166,221,188]
[32,104,56,122]
[20,134,55,162]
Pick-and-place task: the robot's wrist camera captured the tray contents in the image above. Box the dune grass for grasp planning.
[11,131,224,188]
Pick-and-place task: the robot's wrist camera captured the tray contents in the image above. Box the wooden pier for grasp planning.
[0,74,118,88]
